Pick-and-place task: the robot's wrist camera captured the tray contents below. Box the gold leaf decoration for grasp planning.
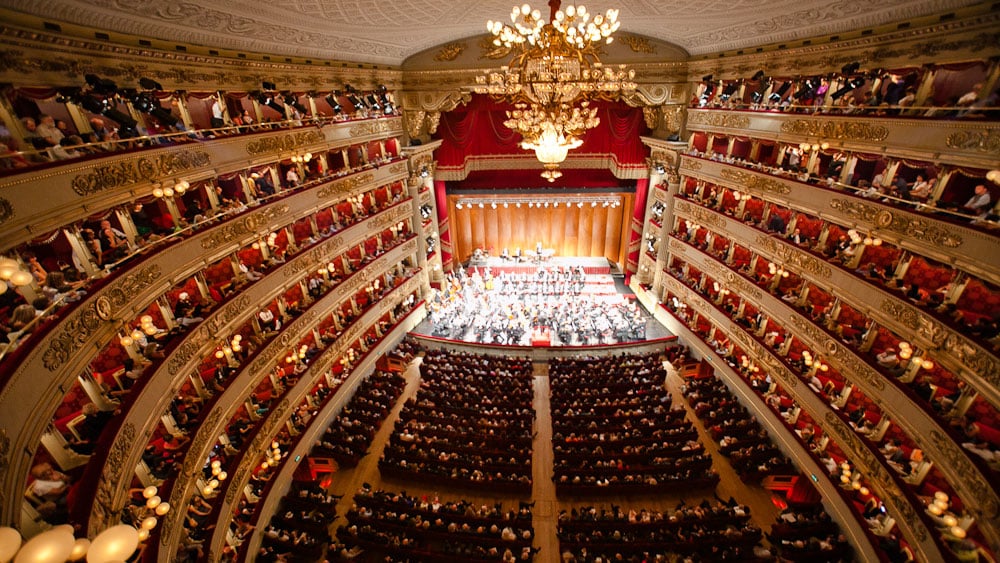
[433,42,467,62]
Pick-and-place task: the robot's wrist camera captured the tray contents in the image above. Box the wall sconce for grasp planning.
[768,263,790,278]
[290,153,312,164]
[0,257,36,288]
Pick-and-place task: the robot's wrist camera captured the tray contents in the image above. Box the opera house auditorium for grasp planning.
[0,1,997,562]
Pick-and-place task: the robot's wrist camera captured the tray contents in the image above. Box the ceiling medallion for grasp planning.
[474,2,637,181]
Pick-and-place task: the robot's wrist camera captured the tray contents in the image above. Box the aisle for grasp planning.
[325,355,425,533]
[530,361,558,563]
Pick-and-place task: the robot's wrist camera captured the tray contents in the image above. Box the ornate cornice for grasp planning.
[41,265,162,371]
[828,199,963,248]
[779,119,889,142]
[71,150,210,197]
[945,129,1000,155]
[199,205,291,250]
[674,200,727,230]
[718,169,791,196]
[752,235,833,278]
[316,173,375,200]
[686,112,749,129]
[245,131,326,156]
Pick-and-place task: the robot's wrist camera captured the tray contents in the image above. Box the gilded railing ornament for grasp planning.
[316,173,375,200]
[71,150,210,196]
[642,106,660,130]
[786,316,886,393]
[199,205,290,249]
[349,119,400,138]
[945,129,1000,155]
[929,431,999,519]
[245,130,325,156]
[433,42,466,62]
[752,235,832,278]
[225,398,290,503]
[680,158,703,171]
[822,413,928,542]
[674,200,727,229]
[719,168,792,195]
[404,110,426,138]
[779,119,889,142]
[687,112,750,129]
[166,295,252,375]
[829,199,962,248]
[0,198,13,226]
[43,265,162,370]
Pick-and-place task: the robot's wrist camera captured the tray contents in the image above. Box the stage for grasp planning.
[466,255,614,276]
[412,257,673,348]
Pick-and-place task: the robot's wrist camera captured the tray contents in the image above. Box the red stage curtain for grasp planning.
[434,95,649,171]
[434,180,453,270]
[625,178,649,280]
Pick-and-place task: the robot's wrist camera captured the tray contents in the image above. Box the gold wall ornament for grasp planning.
[433,42,467,62]
[643,106,661,130]
[686,112,750,129]
[0,198,13,225]
[675,200,727,229]
[621,34,657,54]
[680,158,703,171]
[663,105,683,134]
[828,199,963,248]
[166,295,253,375]
[348,119,400,138]
[879,299,924,331]
[929,431,1000,519]
[198,205,291,249]
[478,35,513,60]
[752,235,833,278]
[401,112,427,138]
[945,129,1000,154]
[316,173,375,199]
[425,112,441,135]
[245,130,325,156]
[822,412,929,543]
[779,119,890,142]
[42,265,162,370]
[719,168,792,195]
[786,316,887,394]
[71,150,211,196]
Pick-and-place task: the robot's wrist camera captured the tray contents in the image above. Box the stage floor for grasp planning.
[412,259,673,346]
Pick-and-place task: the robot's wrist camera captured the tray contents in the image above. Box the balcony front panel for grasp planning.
[660,275,945,562]
[671,199,1000,412]
[99,237,417,536]
[0,117,404,250]
[665,236,1000,541]
[686,109,997,169]
[0,183,408,524]
[199,275,422,559]
[679,156,999,282]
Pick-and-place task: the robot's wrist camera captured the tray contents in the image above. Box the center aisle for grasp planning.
[325,355,425,533]
[530,360,559,563]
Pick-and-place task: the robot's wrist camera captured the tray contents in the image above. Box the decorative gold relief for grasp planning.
[0,198,13,225]
[621,35,657,54]
[349,119,400,138]
[245,130,324,156]
[828,199,962,248]
[779,119,889,142]
[787,316,886,393]
[43,265,162,370]
[680,158,703,171]
[929,431,999,518]
[880,299,923,331]
[388,162,407,175]
[433,42,467,62]
[404,110,426,138]
[316,173,375,200]
[945,129,1000,154]
[719,168,791,195]
[71,150,210,196]
[752,235,832,278]
[642,106,660,130]
[426,112,441,135]
[674,200,727,229]
[166,295,252,375]
[199,205,290,249]
[479,35,513,60]
[687,112,750,129]
[822,413,928,543]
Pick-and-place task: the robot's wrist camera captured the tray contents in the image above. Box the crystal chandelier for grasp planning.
[475,2,636,180]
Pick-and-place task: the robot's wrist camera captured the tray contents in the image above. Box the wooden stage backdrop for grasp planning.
[447,191,633,266]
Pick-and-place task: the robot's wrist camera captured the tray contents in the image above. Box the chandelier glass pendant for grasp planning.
[475,2,637,181]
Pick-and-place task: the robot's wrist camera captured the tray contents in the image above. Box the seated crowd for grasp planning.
[557,498,769,562]
[337,485,536,562]
[682,376,793,480]
[379,350,535,492]
[550,352,718,494]
[314,369,407,468]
